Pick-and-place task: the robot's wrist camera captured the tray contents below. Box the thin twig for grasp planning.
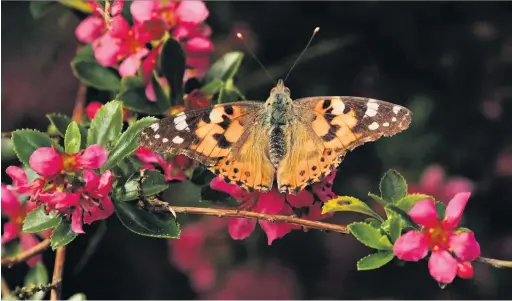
[12,280,61,300]
[145,198,350,234]
[1,239,51,267]
[477,256,512,268]
[50,248,66,301]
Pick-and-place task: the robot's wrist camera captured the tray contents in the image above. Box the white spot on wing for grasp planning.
[365,100,379,117]
[209,108,224,123]
[392,117,397,122]
[331,100,346,114]
[172,136,184,144]
[368,122,379,130]
[174,112,189,131]
[383,122,390,127]
[393,105,401,114]
[150,123,159,131]
[162,138,169,143]
[155,134,160,139]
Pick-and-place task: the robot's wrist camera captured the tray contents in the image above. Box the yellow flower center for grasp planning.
[61,153,78,172]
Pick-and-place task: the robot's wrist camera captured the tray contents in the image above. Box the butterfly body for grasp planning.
[138,79,412,195]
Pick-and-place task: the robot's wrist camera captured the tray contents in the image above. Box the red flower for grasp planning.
[135,146,190,181]
[1,185,48,267]
[86,101,133,121]
[393,192,481,284]
[210,172,337,245]
[75,0,125,44]
[408,164,474,203]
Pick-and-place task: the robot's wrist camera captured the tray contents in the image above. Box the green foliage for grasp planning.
[11,130,56,166]
[29,2,57,19]
[46,113,72,137]
[64,121,81,154]
[394,193,434,212]
[113,198,180,238]
[71,45,121,91]
[22,207,62,233]
[87,101,123,147]
[379,169,408,203]
[116,76,167,115]
[24,263,49,300]
[348,222,393,251]
[115,170,168,202]
[204,52,244,83]
[150,74,171,111]
[102,117,158,171]
[357,251,395,271]
[159,38,186,105]
[51,219,78,250]
[68,293,87,300]
[322,196,384,222]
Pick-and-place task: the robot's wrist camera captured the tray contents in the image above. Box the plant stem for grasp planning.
[476,256,512,268]
[1,239,51,267]
[50,247,66,300]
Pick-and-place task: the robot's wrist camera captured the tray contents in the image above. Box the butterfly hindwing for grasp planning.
[138,101,264,166]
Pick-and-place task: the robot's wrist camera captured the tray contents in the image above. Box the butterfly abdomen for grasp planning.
[269,125,287,167]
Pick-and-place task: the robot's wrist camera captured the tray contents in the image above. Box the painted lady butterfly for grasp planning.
[138,79,412,194]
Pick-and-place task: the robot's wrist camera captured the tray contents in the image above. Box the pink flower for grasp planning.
[210,172,337,245]
[5,166,46,199]
[409,164,474,203]
[135,146,190,181]
[29,145,108,176]
[393,192,481,284]
[75,0,125,44]
[1,185,48,267]
[85,101,133,121]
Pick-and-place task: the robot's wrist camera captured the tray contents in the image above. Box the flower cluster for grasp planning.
[75,0,213,101]
[393,192,481,284]
[210,172,338,245]
[135,146,192,181]
[5,145,114,234]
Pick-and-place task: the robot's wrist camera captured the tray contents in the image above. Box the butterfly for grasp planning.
[138,79,412,195]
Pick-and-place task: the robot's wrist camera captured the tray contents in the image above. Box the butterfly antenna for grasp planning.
[284,27,320,82]
[237,32,276,85]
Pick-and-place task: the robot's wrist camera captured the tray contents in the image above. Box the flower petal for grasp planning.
[184,36,214,53]
[83,196,115,224]
[83,169,100,192]
[6,166,28,186]
[77,144,108,169]
[256,189,285,214]
[443,192,470,229]
[52,192,81,210]
[428,250,458,284]
[1,222,19,244]
[110,0,124,16]
[1,184,22,218]
[393,230,429,261]
[210,178,253,202]
[190,260,216,292]
[75,16,105,44]
[85,101,103,120]
[176,1,209,24]
[29,147,62,176]
[311,171,337,202]
[145,82,157,102]
[97,170,114,196]
[119,51,146,77]
[20,233,42,267]
[456,261,474,279]
[287,190,314,208]
[408,199,438,228]
[420,164,445,195]
[109,15,130,38]
[92,34,121,67]
[228,218,256,240]
[71,208,85,234]
[449,231,480,261]
[130,0,155,24]
[259,220,292,245]
[443,178,473,200]
[135,147,162,164]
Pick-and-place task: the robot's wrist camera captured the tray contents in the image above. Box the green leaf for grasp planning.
[348,222,393,250]
[159,38,186,105]
[395,193,435,212]
[87,101,123,147]
[455,227,472,233]
[46,113,72,137]
[201,78,224,95]
[435,201,446,218]
[11,130,54,166]
[102,117,158,171]
[322,196,384,222]
[116,76,163,115]
[113,199,180,238]
[58,0,94,13]
[217,84,244,104]
[51,220,78,250]
[71,47,121,91]
[356,251,395,271]
[68,293,87,301]
[29,1,57,19]
[379,169,407,203]
[22,207,62,233]
[64,121,81,154]
[365,218,382,229]
[368,192,388,206]
[115,170,168,202]
[387,216,403,242]
[24,262,49,300]
[385,205,420,230]
[1,137,16,161]
[205,52,244,83]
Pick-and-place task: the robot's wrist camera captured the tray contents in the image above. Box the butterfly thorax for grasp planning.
[265,80,294,168]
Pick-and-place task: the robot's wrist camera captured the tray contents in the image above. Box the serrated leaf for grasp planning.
[357,251,395,271]
[113,198,180,238]
[24,262,49,300]
[322,196,384,222]
[87,101,123,147]
[71,59,121,91]
[380,169,407,203]
[11,130,54,166]
[395,193,435,212]
[368,192,388,206]
[102,117,158,171]
[388,216,403,242]
[385,205,420,230]
[365,218,382,229]
[29,1,57,19]
[115,170,168,202]
[51,220,78,250]
[64,121,81,154]
[348,222,393,250]
[200,78,224,95]
[159,38,186,105]
[116,76,163,114]
[46,113,72,137]
[22,207,62,233]
[205,52,244,83]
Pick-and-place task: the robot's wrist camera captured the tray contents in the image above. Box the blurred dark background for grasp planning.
[2,1,512,299]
